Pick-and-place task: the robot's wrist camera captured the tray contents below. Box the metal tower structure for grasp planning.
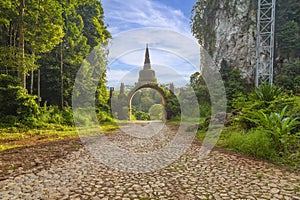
[255,0,276,87]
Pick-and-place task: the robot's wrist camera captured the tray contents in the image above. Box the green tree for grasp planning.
[275,59,300,93]
[38,0,110,108]
[219,60,249,109]
[0,0,19,75]
[25,0,64,94]
[190,72,211,117]
[131,88,162,112]
[140,96,155,112]
[276,0,300,59]
[38,0,89,106]
[190,72,210,104]
[0,0,64,89]
[77,0,111,47]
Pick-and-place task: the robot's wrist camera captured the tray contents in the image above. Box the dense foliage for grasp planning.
[190,59,248,116]
[229,85,300,169]
[131,89,162,120]
[274,59,300,93]
[195,83,300,170]
[0,0,111,127]
[38,0,110,107]
[191,0,300,170]
[0,74,74,127]
[276,0,300,59]
[0,74,39,125]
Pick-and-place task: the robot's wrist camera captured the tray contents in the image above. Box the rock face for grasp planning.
[192,0,257,80]
[214,0,257,79]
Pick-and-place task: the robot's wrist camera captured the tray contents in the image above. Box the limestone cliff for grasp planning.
[192,0,257,79]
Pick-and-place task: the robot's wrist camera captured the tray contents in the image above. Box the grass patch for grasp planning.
[196,129,206,141]
[196,126,233,147]
[197,125,300,172]
[195,123,300,171]
[167,116,206,127]
[0,144,22,151]
[0,122,119,151]
[225,129,277,160]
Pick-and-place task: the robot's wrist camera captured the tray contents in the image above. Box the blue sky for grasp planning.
[101,0,199,89]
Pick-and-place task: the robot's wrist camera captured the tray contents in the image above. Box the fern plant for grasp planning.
[246,106,300,153]
[232,84,295,129]
[251,83,283,102]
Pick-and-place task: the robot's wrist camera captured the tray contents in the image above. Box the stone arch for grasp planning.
[128,83,167,121]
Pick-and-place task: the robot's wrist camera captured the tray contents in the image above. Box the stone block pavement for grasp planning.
[0,122,299,199]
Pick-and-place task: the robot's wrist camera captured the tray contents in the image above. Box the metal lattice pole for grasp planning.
[255,0,276,87]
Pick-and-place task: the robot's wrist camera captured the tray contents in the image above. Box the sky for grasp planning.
[101,0,199,89]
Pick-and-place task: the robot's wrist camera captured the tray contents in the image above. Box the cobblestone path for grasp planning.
[0,122,299,199]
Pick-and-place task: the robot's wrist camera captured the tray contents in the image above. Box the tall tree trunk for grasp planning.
[19,0,26,89]
[30,52,35,94]
[30,69,34,94]
[38,69,41,106]
[60,42,64,108]
[9,24,13,47]
[9,24,14,75]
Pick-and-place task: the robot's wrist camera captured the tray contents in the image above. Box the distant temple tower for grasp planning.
[118,83,126,100]
[137,44,157,86]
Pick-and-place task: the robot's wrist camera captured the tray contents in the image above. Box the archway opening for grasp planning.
[129,87,166,121]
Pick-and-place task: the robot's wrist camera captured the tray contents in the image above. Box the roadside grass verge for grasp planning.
[0,122,119,151]
[196,126,300,172]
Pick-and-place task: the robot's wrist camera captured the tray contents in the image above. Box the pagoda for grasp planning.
[137,44,157,86]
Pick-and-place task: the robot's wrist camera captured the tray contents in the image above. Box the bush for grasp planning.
[199,103,211,118]
[163,88,180,120]
[245,106,299,153]
[226,130,277,160]
[252,83,283,102]
[133,110,150,120]
[38,104,74,126]
[0,74,40,126]
[232,84,295,129]
[0,74,112,128]
[97,110,113,122]
[225,127,300,170]
[229,84,300,170]
[61,106,74,125]
[72,107,97,127]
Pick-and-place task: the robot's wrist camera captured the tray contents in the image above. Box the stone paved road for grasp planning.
[0,122,299,199]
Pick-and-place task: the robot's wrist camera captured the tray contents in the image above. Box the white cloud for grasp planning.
[102,0,190,36]
[101,1,203,88]
[105,28,201,88]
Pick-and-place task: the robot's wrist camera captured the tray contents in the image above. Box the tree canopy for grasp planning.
[0,0,111,125]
